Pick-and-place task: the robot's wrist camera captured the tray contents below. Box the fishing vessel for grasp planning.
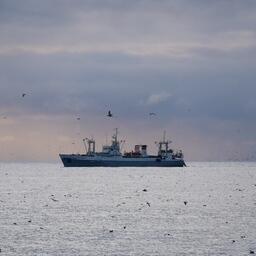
[59,129,186,167]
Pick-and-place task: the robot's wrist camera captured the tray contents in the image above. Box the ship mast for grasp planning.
[82,138,88,153]
[113,128,118,144]
[163,130,166,143]
[110,128,122,155]
[85,137,95,155]
[157,130,172,156]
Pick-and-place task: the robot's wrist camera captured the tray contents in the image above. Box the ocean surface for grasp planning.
[0,162,255,256]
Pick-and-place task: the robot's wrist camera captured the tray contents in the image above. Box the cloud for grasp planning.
[145,92,172,105]
[0,0,256,161]
[1,0,256,58]
[0,135,15,142]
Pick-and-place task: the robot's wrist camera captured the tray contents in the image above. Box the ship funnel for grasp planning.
[134,144,147,156]
[135,145,140,153]
[141,145,147,156]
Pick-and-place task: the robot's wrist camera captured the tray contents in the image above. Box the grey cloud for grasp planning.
[0,48,255,121]
[0,0,256,161]
[1,0,256,54]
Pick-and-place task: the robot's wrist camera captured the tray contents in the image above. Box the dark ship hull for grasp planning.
[60,154,186,167]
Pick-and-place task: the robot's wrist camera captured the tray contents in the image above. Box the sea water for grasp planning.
[0,162,255,256]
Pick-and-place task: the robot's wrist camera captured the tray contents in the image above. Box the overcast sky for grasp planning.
[0,0,256,161]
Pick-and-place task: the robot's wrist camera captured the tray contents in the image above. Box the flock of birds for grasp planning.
[1,93,27,120]
[1,180,255,255]
[1,93,157,121]
[0,94,255,254]
[107,110,156,118]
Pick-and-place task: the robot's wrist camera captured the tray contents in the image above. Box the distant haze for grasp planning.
[0,0,256,162]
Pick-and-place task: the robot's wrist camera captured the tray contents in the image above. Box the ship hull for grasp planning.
[59,154,186,167]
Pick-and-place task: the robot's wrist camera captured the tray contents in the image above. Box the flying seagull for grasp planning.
[0,113,8,119]
[107,110,113,117]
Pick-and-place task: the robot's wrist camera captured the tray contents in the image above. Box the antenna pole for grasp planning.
[82,139,88,154]
[113,128,118,143]
[105,133,108,145]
